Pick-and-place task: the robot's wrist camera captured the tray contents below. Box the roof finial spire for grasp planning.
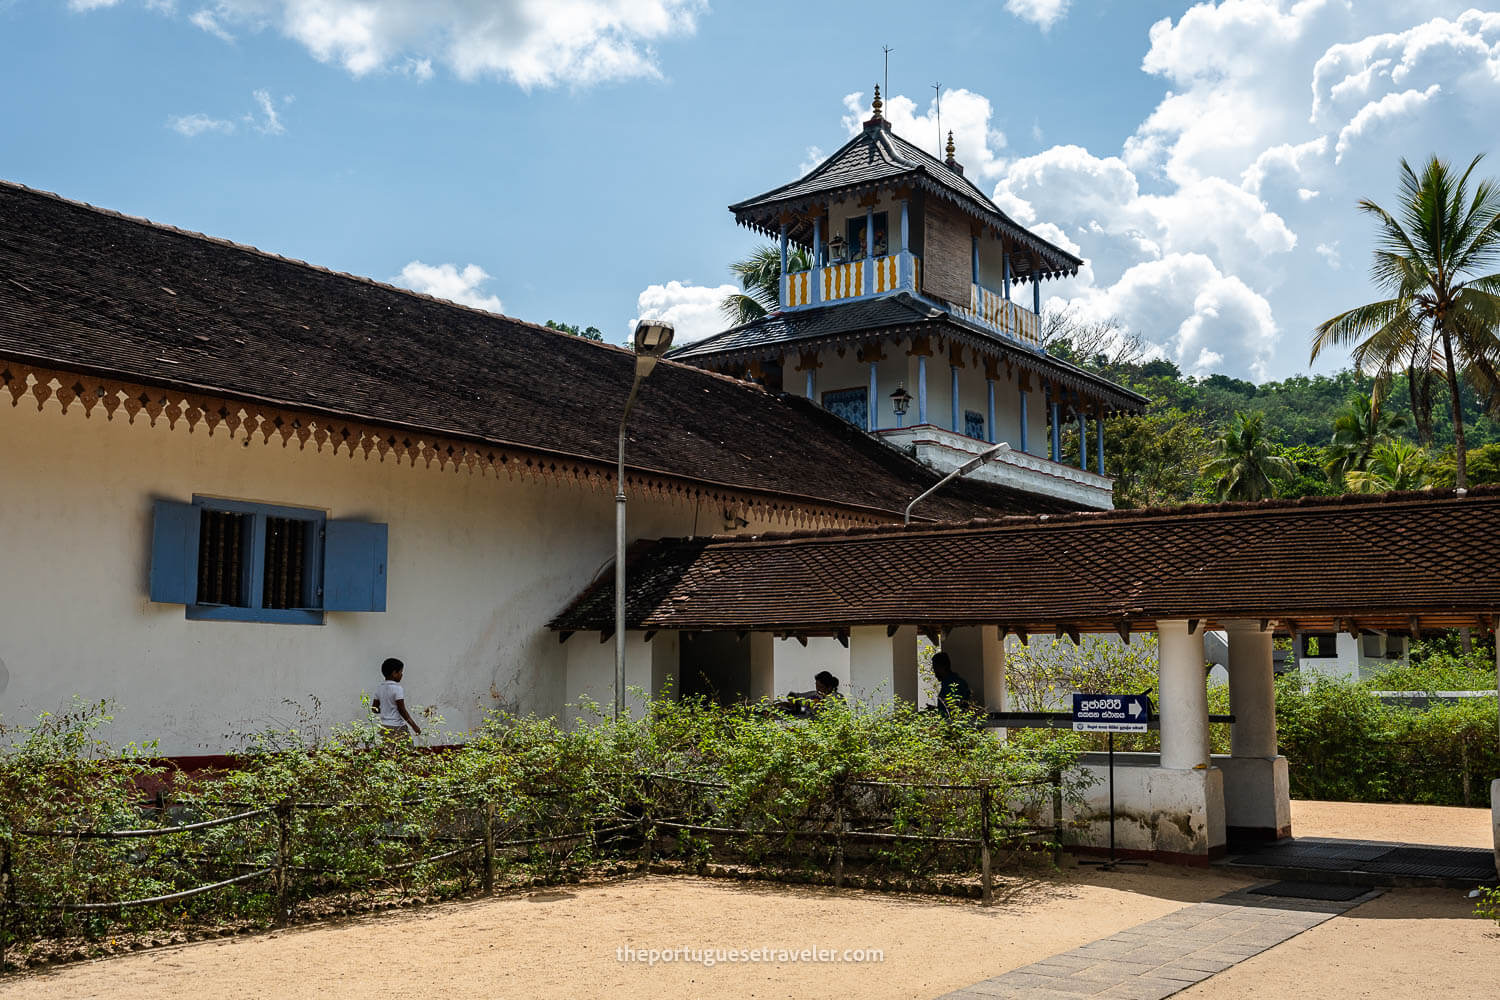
[945,130,956,164]
[872,83,883,120]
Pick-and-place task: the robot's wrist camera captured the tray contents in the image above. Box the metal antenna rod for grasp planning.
[883,45,893,108]
[932,81,942,157]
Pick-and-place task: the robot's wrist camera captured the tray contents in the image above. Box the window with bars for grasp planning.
[964,409,986,441]
[151,497,388,624]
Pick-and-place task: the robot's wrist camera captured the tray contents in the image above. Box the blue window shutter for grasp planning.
[323,520,388,612]
[149,499,200,604]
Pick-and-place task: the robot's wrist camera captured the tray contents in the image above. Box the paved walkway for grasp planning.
[939,884,1381,1000]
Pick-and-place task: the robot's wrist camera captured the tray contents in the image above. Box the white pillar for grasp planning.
[1158,619,1209,769]
[1226,624,1277,758]
[849,626,917,706]
[748,632,776,703]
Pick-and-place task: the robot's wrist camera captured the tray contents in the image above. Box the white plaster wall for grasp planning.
[0,398,784,754]
[563,631,679,722]
[770,636,850,697]
[1298,633,1410,683]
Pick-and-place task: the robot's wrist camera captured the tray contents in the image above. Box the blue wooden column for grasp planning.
[1019,390,1029,453]
[811,217,822,304]
[1049,392,1061,463]
[951,364,960,432]
[868,362,878,431]
[1032,266,1041,315]
[1078,411,1088,470]
[779,224,789,307]
[971,237,979,283]
[1097,414,1106,474]
[917,355,928,425]
[1001,251,1011,300]
[985,379,996,443]
[899,200,909,252]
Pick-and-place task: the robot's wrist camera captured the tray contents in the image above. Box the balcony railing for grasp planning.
[780,255,1038,350]
[878,424,1114,510]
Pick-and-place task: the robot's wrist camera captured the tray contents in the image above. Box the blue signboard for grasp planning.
[1072,693,1152,733]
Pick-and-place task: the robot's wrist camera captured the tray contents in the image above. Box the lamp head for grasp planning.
[633,319,675,357]
[889,384,913,416]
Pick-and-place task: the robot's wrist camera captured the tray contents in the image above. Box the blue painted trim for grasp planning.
[971,237,979,283]
[1002,253,1010,300]
[950,364,960,432]
[1097,417,1106,474]
[986,380,996,443]
[1078,412,1088,470]
[899,200,909,253]
[1032,268,1041,314]
[868,361,878,431]
[1019,391,1028,453]
[917,355,928,425]
[865,209,874,263]
[187,495,328,626]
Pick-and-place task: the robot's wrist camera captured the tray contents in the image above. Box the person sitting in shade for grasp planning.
[775,670,843,715]
[930,651,974,717]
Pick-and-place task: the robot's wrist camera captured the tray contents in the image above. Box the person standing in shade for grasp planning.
[930,651,974,717]
[371,657,421,744]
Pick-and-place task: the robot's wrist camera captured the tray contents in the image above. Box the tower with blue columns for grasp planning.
[667,86,1146,512]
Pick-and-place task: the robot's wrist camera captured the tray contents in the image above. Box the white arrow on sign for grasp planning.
[1127,701,1142,718]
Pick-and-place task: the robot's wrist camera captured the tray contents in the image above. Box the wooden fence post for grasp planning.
[481,801,496,896]
[1050,768,1064,865]
[639,775,654,871]
[273,800,293,927]
[833,779,845,890]
[979,783,993,906]
[0,837,12,973]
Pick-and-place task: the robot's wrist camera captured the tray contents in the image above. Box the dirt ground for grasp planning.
[4,800,1495,999]
[1177,887,1498,1000]
[1,870,1253,1000]
[1291,798,1495,847]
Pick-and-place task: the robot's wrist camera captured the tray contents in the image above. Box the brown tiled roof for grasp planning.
[0,181,1079,523]
[668,293,1148,415]
[729,119,1081,280]
[550,488,1500,633]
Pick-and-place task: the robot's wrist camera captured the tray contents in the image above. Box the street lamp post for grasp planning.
[904,442,1010,525]
[616,320,675,722]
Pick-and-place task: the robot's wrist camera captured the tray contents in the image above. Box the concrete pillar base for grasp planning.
[1060,754,1226,861]
[1491,778,1499,874]
[1218,755,1291,841]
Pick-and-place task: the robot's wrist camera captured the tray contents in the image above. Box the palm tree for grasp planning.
[1204,412,1295,502]
[720,245,812,326]
[1324,391,1407,484]
[1313,155,1500,488]
[1346,440,1431,493]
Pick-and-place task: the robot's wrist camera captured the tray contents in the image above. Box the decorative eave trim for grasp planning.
[732,174,1082,280]
[677,318,1147,415]
[0,358,901,532]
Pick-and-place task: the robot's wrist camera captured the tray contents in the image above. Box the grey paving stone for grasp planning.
[987,972,1112,995]
[1095,978,1186,1000]
[1066,961,1158,983]
[1171,954,1236,974]
[1148,966,1212,984]
[1027,954,1097,971]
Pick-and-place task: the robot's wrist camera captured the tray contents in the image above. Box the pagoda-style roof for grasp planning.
[730,114,1082,282]
[670,293,1147,416]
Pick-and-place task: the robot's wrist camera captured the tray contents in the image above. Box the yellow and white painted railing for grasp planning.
[964,283,1040,347]
[779,252,919,311]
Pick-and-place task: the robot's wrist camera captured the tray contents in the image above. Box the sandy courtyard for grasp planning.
[2,801,1494,999]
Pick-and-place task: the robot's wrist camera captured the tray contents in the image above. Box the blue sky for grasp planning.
[4,1,1499,382]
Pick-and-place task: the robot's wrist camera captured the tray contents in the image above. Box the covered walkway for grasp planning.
[551,488,1500,865]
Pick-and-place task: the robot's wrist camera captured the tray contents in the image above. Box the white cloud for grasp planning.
[798,145,824,177]
[1005,0,1069,31]
[1333,84,1440,163]
[68,0,122,9]
[1297,187,1319,200]
[247,88,286,134]
[189,7,234,40]
[842,87,1008,181]
[396,261,504,313]
[1315,241,1341,268]
[629,280,738,345]
[161,0,704,89]
[1065,253,1280,380]
[1239,136,1328,196]
[166,112,235,136]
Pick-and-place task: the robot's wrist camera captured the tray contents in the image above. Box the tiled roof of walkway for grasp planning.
[551,487,1500,635]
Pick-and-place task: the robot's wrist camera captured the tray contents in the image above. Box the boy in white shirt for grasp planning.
[371,657,421,744]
